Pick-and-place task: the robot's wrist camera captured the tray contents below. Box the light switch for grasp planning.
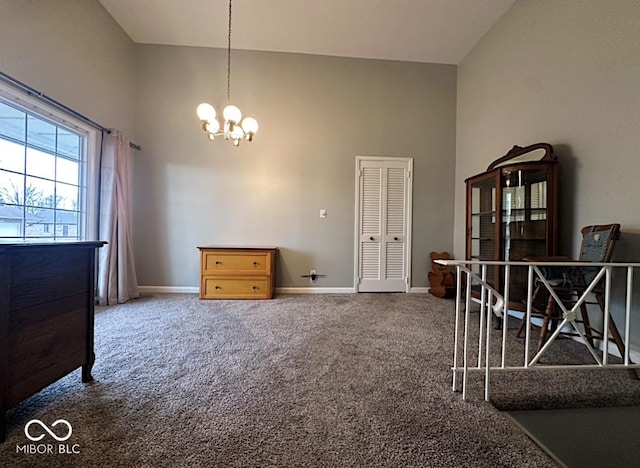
[319,209,327,219]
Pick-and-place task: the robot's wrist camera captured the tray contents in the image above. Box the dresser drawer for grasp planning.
[201,277,270,299]
[201,251,269,274]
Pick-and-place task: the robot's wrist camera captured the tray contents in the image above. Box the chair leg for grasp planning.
[536,295,556,352]
[517,284,543,338]
[595,294,638,380]
[516,316,526,338]
[579,303,596,348]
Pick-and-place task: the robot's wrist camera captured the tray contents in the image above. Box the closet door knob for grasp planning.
[394,237,399,241]
[369,237,374,241]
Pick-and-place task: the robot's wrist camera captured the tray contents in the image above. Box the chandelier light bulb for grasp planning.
[223,104,242,124]
[205,119,220,134]
[241,117,259,135]
[196,102,216,122]
[231,125,245,140]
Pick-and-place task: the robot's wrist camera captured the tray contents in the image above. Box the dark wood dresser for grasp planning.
[0,241,105,441]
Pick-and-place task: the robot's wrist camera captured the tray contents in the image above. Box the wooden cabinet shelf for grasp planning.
[197,246,278,300]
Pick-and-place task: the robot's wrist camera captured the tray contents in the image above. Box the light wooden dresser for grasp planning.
[197,246,278,299]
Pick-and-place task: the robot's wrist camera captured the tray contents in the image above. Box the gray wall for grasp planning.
[0,0,136,137]
[0,1,457,290]
[134,45,457,289]
[456,0,640,349]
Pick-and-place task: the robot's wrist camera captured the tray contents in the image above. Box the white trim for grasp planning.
[405,160,413,292]
[353,158,361,292]
[138,286,357,295]
[276,287,356,294]
[138,286,199,294]
[139,286,432,295]
[0,81,101,240]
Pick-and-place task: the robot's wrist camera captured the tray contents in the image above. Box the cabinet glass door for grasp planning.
[469,175,497,288]
[502,167,549,302]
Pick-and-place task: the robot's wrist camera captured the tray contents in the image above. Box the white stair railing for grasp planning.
[437,259,640,401]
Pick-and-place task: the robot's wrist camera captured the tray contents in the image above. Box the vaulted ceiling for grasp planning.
[98,0,515,65]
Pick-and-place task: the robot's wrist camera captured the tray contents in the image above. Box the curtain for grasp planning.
[97,130,139,305]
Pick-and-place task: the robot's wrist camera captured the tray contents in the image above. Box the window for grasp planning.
[0,84,99,241]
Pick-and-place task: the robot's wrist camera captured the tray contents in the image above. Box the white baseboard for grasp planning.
[139,286,431,295]
[138,286,199,294]
[276,287,356,294]
[278,287,431,294]
[138,286,356,294]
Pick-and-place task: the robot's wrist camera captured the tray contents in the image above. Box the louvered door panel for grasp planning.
[358,164,383,290]
[361,167,382,238]
[386,167,406,237]
[382,164,408,289]
[385,242,405,279]
[360,243,381,280]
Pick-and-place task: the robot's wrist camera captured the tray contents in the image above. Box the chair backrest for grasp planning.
[578,224,621,283]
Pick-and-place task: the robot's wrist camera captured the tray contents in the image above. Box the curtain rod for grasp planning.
[0,71,141,151]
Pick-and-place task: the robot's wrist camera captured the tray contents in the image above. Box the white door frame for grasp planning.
[353,156,413,292]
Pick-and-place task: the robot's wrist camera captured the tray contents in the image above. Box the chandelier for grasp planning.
[196,0,258,146]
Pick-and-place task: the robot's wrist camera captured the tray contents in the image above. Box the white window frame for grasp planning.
[0,81,100,241]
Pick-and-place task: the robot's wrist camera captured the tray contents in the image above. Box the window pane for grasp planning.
[25,207,53,237]
[0,138,25,172]
[26,147,56,181]
[0,100,26,142]
[25,175,54,208]
[56,210,79,238]
[0,203,23,237]
[57,128,80,160]
[56,182,78,210]
[27,115,56,152]
[0,170,25,205]
[56,156,79,185]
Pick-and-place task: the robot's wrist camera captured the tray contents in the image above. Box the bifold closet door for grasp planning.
[355,157,412,292]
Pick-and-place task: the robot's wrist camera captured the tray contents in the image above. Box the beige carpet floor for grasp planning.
[2,293,639,467]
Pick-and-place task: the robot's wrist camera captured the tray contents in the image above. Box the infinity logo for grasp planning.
[24,419,73,442]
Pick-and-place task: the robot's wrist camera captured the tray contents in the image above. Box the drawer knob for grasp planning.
[215,285,221,289]
[253,261,258,266]
[215,261,221,265]
[369,236,374,241]
[252,286,258,290]
[394,237,398,241]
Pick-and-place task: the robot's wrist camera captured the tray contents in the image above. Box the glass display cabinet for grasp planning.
[465,143,558,309]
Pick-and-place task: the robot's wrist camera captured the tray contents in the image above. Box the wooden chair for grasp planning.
[517,224,633,375]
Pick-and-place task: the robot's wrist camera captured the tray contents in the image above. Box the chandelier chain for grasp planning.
[227,0,232,103]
